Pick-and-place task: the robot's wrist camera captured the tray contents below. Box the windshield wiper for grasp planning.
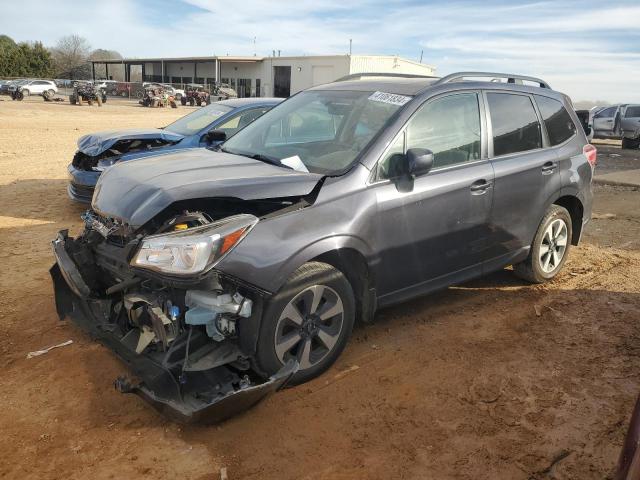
[220,148,288,169]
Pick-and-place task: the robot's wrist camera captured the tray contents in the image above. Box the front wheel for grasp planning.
[255,262,355,385]
[514,205,572,283]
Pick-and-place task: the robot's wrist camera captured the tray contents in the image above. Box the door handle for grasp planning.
[541,162,557,175]
[470,179,492,194]
[606,119,613,123]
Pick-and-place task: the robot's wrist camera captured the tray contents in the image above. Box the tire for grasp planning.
[189,97,195,106]
[254,262,355,385]
[15,91,24,101]
[96,95,102,107]
[47,89,55,97]
[514,205,572,283]
[622,137,640,149]
[69,95,76,105]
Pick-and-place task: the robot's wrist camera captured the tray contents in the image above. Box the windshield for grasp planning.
[165,103,233,136]
[222,90,409,174]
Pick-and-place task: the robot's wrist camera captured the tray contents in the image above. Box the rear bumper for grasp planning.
[50,231,297,423]
[67,164,100,204]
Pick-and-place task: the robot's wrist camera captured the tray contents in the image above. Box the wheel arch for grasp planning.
[312,248,376,324]
[268,235,378,323]
[552,194,584,246]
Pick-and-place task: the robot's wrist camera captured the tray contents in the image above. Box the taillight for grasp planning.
[583,144,597,167]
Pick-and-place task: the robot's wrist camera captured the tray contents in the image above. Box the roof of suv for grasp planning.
[313,71,558,98]
[312,77,438,95]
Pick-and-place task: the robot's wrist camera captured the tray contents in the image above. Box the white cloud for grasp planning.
[1,0,638,102]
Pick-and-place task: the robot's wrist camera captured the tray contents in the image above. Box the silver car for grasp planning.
[592,104,640,149]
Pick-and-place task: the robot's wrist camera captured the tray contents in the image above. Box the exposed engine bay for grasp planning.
[50,201,303,423]
[72,138,179,171]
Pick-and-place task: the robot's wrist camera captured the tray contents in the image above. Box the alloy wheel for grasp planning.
[539,218,568,273]
[274,285,344,370]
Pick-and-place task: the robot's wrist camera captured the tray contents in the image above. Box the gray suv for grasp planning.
[51,72,596,423]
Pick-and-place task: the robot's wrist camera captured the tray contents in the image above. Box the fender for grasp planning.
[270,234,377,294]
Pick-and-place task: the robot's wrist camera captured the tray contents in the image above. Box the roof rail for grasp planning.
[334,72,438,82]
[434,72,551,89]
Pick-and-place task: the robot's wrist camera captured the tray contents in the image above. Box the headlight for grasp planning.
[131,214,258,275]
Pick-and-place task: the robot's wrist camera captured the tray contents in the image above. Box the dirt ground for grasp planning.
[1,100,639,480]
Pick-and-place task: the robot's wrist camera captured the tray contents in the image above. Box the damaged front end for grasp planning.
[50,209,297,424]
[68,130,184,203]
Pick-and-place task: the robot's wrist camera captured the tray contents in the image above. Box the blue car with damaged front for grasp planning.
[67,97,282,203]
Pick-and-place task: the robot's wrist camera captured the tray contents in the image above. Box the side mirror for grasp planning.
[406,148,434,177]
[204,129,226,143]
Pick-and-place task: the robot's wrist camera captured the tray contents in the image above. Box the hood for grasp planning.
[92,149,323,227]
[77,128,185,156]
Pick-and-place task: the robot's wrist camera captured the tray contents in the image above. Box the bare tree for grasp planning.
[52,34,91,79]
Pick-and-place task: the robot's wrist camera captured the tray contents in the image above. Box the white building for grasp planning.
[91,54,436,97]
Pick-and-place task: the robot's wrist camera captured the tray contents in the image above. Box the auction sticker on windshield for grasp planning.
[368,91,412,106]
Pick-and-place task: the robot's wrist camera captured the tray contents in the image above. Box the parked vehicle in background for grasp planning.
[211,82,238,101]
[592,104,640,149]
[181,84,211,106]
[0,79,13,95]
[95,80,117,94]
[9,79,58,97]
[69,81,107,106]
[51,72,595,423]
[143,82,185,100]
[620,105,640,149]
[113,82,145,98]
[67,97,281,202]
[7,79,29,96]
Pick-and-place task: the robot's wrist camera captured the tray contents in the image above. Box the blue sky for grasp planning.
[2,0,639,102]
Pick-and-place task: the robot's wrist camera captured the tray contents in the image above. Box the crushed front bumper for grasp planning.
[67,164,99,204]
[50,231,297,424]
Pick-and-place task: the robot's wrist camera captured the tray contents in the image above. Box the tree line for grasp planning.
[0,34,121,79]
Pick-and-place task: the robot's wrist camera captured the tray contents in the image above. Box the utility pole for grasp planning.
[349,39,352,56]
[253,36,256,56]
[419,50,423,63]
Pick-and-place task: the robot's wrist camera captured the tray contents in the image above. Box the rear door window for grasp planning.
[534,95,576,146]
[487,93,542,156]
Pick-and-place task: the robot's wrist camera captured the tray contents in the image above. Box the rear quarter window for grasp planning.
[534,95,576,146]
[487,93,542,156]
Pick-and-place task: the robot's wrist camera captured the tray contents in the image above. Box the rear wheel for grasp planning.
[255,262,355,385]
[514,205,572,283]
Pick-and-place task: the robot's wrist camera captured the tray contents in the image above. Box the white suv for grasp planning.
[20,80,58,96]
